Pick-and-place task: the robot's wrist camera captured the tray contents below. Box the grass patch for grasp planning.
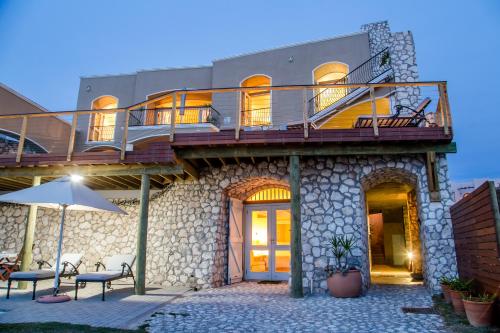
[0,322,147,333]
[433,295,500,333]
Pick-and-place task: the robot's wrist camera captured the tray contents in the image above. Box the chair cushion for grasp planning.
[54,253,83,271]
[76,271,123,281]
[10,269,55,280]
[105,254,135,273]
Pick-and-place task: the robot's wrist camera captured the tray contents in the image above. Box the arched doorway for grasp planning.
[312,62,349,112]
[240,75,272,127]
[362,169,422,285]
[89,96,118,142]
[225,178,291,283]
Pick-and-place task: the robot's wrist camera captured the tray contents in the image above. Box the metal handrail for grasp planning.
[241,107,271,126]
[310,48,392,115]
[129,106,220,127]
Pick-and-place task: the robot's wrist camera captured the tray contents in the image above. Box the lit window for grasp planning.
[313,62,349,112]
[240,75,271,126]
[89,96,118,142]
[245,188,290,202]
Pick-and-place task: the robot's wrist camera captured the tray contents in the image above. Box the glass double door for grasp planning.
[245,204,291,281]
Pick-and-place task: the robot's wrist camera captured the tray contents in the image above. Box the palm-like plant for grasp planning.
[326,235,356,275]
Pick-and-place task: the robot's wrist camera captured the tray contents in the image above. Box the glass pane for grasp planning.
[276,209,291,245]
[275,250,290,273]
[250,250,269,272]
[251,210,268,246]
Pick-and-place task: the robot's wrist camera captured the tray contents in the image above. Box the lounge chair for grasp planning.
[6,253,83,300]
[355,98,431,128]
[74,254,136,301]
[0,249,24,282]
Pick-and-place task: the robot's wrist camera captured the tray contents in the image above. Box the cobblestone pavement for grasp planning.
[0,280,188,329]
[147,282,447,333]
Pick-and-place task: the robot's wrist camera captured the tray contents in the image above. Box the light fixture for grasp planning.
[407,251,414,260]
[70,174,83,182]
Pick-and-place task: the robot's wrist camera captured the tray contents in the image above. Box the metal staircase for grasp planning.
[309,48,393,127]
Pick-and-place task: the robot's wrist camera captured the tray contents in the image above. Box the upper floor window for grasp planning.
[88,96,118,142]
[128,92,213,126]
[313,62,349,112]
[240,75,271,127]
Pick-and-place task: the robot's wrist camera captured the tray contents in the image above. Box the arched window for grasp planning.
[313,62,349,112]
[245,188,290,203]
[89,96,118,142]
[240,75,271,126]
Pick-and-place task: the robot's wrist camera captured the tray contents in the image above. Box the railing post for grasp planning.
[16,116,28,163]
[235,92,241,140]
[66,114,78,161]
[170,93,177,142]
[438,83,450,135]
[120,109,130,160]
[369,87,379,137]
[302,89,309,139]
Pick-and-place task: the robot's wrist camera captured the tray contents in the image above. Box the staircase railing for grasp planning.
[309,48,392,116]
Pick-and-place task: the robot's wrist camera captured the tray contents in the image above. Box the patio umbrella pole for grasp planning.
[52,204,67,296]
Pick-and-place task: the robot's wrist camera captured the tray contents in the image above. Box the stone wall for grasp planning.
[0,155,456,294]
[361,21,420,111]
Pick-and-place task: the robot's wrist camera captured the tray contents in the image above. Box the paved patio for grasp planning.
[147,282,447,333]
[0,279,189,329]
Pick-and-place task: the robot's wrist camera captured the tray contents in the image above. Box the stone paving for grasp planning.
[0,280,189,329]
[147,282,448,333]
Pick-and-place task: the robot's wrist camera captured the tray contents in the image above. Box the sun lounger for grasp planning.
[6,253,83,300]
[74,254,135,301]
[1,250,23,282]
[355,98,431,128]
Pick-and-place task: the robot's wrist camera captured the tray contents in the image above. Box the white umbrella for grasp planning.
[0,175,126,298]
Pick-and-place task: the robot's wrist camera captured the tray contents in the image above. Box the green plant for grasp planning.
[440,276,454,285]
[463,293,497,303]
[325,235,357,275]
[380,51,391,67]
[449,278,473,292]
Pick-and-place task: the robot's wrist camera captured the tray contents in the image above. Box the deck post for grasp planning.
[120,109,130,160]
[18,176,41,289]
[135,174,150,295]
[170,94,177,142]
[369,87,379,137]
[438,83,450,135]
[66,114,78,161]
[302,89,309,139]
[235,92,241,140]
[289,155,303,298]
[16,116,28,163]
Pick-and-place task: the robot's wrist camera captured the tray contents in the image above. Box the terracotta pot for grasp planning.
[440,283,451,303]
[449,290,468,314]
[463,299,494,327]
[327,269,362,298]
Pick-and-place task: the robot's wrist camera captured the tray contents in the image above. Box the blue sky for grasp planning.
[0,0,499,181]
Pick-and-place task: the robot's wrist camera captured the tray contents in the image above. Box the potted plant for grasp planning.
[448,278,472,314]
[324,235,362,298]
[462,293,496,327]
[439,276,453,303]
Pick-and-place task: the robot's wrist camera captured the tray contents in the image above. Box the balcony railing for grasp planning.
[88,125,115,142]
[241,107,271,127]
[129,106,220,127]
[310,48,392,116]
[0,81,452,163]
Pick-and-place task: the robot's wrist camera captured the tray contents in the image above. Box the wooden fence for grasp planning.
[450,181,500,296]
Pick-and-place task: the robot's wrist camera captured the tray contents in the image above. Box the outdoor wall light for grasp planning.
[407,251,414,260]
[70,174,84,182]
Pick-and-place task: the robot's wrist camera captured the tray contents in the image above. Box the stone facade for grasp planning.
[361,21,420,111]
[1,154,457,294]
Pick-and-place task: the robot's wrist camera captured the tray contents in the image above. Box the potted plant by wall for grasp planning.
[324,235,362,298]
[462,293,496,327]
[448,278,472,314]
[439,276,453,303]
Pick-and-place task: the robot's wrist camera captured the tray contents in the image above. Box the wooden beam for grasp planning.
[121,109,130,160]
[135,174,150,295]
[175,158,199,179]
[234,157,240,166]
[369,87,379,137]
[169,93,177,142]
[202,158,212,168]
[0,164,185,178]
[289,155,303,298]
[18,176,41,289]
[16,116,28,163]
[488,181,500,250]
[426,152,441,202]
[177,142,458,159]
[66,114,78,161]
[219,157,226,166]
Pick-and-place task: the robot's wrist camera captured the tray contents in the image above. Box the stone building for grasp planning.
[0,21,457,295]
